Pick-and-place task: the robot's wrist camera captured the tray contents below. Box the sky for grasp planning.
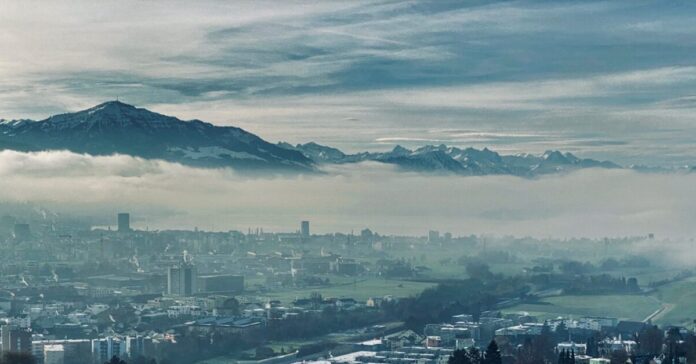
[3,0,696,165]
[2,1,696,237]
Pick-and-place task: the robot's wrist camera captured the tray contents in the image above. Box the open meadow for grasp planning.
[503,294,662,322]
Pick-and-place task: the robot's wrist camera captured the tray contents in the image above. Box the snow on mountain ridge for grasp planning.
[284,141,623,177]
[0,101,315,173]
[0,101,631,176]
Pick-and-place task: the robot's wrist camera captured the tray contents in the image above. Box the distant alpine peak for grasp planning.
[391,145,412,154]
[284,142,624,177]
[0,101,315,173]
[86,100,136,112]
[0,101,630,176]
[36,100,190,131]
[80,100,154,118]
[96,99,132,107]
[542,150,565,159]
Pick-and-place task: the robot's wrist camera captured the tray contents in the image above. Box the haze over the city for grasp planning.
[3,2,696,364]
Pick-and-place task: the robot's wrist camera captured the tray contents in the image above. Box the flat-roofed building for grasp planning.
[43,344,64,364]
[198,274,244,294]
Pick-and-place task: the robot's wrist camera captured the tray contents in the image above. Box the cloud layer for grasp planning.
[3,1,696,165]
[2,150,695,238]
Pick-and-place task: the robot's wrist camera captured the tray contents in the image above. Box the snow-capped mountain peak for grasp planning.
[0,101,314,173]
[286,142,622,177]
[0,101,625,176]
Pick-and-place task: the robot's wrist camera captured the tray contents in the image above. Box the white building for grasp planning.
[581,317,618,330]
[604,338,637,354]
[589,359,610,364]
[32,339,90,364]
[167,305,203,318]
[43,344,65,364]
[557,342,588,355]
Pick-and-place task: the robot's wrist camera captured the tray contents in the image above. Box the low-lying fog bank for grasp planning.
[1,150,695,240]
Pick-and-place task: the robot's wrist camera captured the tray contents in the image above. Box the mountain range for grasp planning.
[280,142,621,176]
[0,101,314,172]
[0,101,624,176]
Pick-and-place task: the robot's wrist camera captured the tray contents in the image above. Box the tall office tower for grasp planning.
[91,337,125,364]
[1,325,31,353]
[301,220,310,239]
[428,230,440,243]
[126,336,151,359]
[167,262,197,296]
[117,213,130,232]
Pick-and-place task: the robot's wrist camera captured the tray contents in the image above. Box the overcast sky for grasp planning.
[3,1,696,236]
[2,1,696,165]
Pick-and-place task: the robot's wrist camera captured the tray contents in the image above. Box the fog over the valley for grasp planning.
[2,150,695,239]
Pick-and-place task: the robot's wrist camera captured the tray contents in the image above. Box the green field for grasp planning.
[259,277,436,303]
[652,276,696,327]
[503,294,662,321]
[501,274,696,327]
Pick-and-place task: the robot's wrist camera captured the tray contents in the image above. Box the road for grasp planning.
[642,295,675,323]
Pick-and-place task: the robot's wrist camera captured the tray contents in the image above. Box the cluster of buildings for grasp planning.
[0,209,690,364]
[293,310,693,364]
[0,323,150,364]
[0,212,437,363]
[421,312,686,364]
